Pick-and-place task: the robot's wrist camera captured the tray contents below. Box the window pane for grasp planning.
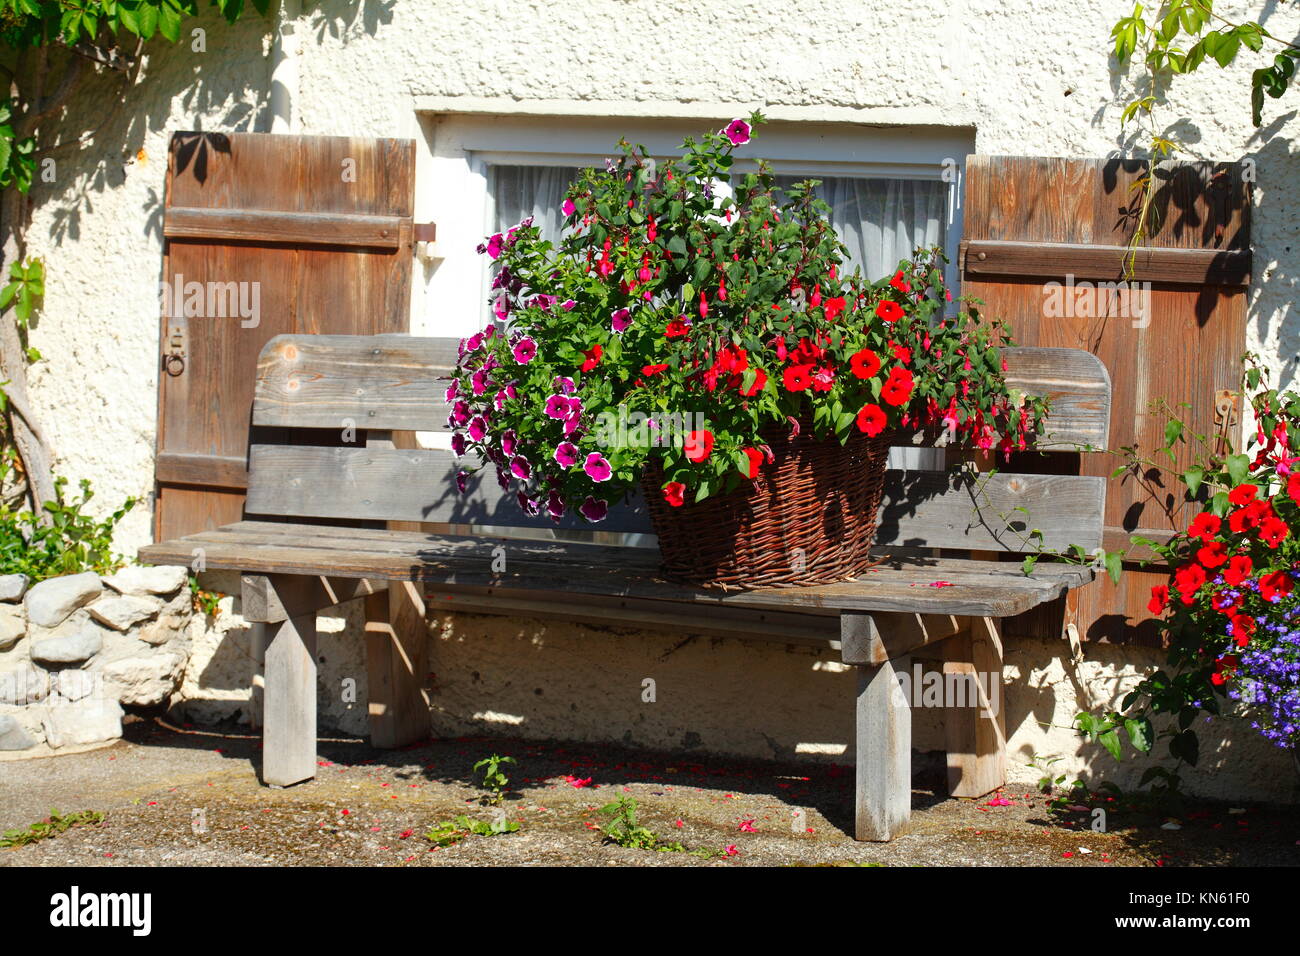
[488,164,582,243]
[773,175,948,281]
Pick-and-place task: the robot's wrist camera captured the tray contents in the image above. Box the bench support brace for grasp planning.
[364,582,431,749]
[943,617,1007,798]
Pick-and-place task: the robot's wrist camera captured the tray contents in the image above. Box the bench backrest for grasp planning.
[246,334,1111,552]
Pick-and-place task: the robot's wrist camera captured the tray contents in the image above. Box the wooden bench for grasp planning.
[140,333,1111,841]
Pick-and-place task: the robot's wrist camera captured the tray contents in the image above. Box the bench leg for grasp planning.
[263,610,318,787]
[943,617,1007,798]
[854,656,912,841]
[363,582,430,749]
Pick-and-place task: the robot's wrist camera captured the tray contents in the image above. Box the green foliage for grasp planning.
[188,573,222,617]
[0,808,104,848]
[597,796,723,857]
[0,256,43,361]
[472,753,515,804]
[0,97,34,193]
[424,813,520,848]
[0,451,134,580]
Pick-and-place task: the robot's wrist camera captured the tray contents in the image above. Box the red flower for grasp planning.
[1188,512,1221,542]
[881,367,914,407]
[1174,563,1206,603]
[1147,584,1169,614]
[876,300,903,323]
[856,403,887,437]
[664,318,690,338]
[641,363,669,376]
[850,349,881,379]
[1260,570,1293,602]
[782,364,814,392]
[1260,517,1289,549]
[684,429,714,463]
[1223,555,1253,586]
[662,482,686,507]
[1231,615,1256,646]
[1289,471,1300,506]
[1197,540,1228,568]
[739,367,767,396]
[811,365,835,392]
[823,296,847,321]
[741,447,763,479]
[889,270,911,294]
[1211,590,1243,615]
[581,344,602,372]
[1228,483,1258,507]
[1229,500,1270,534]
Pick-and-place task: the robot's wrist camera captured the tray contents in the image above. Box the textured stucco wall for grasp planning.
[16,0,1300,799]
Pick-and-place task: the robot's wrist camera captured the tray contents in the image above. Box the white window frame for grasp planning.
[414,114,972,340]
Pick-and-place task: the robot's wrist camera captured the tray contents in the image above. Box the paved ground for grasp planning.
[1,716,1297,866]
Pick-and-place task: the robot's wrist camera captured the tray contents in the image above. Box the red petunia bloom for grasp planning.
[1260,516,1290,549]
[823,296,848,322]
[876,300,903,323]
[1289,471,1300,506]
[783,364,814,392]
[850,349,881,380]
[662,481,686,508]
[881,366,914,407]
[1196,540,1228,568]
[1147,583,1169,614]
[811,366,835,392]
[1188,511,1221,542]
[1211,590,1244,615]
[1260,570,1293,602]
[684,429,714,463]
[1229,499,1271,534]
[641,363,669,376]
[1228,483,1258,507]
[742,447,763,479]
[1222,554,1254,586]
[1174,563,1206,603]
[889,270,911,294]
[856,403,887,437]
[581,344,602,372]
[1231,615,1256,647]
[664,318,690,338]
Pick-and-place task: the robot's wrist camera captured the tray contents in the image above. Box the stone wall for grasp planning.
[0,565,193,757]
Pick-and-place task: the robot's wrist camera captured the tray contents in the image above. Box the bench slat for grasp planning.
[139,524,1087,618]
[245,444,1104,552]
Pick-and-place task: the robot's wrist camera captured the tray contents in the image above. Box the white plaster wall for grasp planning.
[16,0,1300,798]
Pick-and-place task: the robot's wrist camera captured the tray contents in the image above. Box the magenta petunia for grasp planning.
[722,119,751,146]
[501,429,517,457]
[583,452,612,482]
[471,367,491,396]
[451,431,466,456]
[468,415,487,442]
[562,198,576,217]
[544,394,572,420]
[554,442,580,467]
[444,380,458,403]
[561,299,576,311]
[512,338,537,364]
[611,308,631,333]
[451,401,470,426]
[494,389,509,411]
[505,383,519,401]
[546,490,565,521]
[552,375,576,395]
[517,490,539,516]
[579,497,609,523]
[485,233,504,259]
[455,471,469,494]
[509,456,531,481]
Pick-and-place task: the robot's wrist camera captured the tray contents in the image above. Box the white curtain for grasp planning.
[488,165,581,242]
[774,175,948,281]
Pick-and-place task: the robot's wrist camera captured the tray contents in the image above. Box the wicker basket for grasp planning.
[641,422,892,589]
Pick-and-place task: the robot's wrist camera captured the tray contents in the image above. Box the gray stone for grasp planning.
[0,665,49,705]
[102,654,184,708]
[104,565,187,597]
[0,573,29,603]
[0,713,35,750]
[30,618,104,665]
[0,604,23,652]
[55,669,99,702]
[23,572,102,629]
[41,697,122,749]
[88,593,163,632]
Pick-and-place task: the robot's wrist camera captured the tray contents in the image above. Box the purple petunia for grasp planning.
[554,442,580,467]
[472,367,491,396]
[552,376,576,395]
[512,338,537,364]
[517,490,540,516]
[510,456,531,481]
[501,429,517,457]
[445,380,458,403]
[583,453,612,483]
[722,118,751,146]
[546,490,565,522]
[468,415,488,442]
[562,198,576,217]
[545,394,573,420]
[451,431,466,456]
[579,497,609,523]
[451,401,470,427]
[611,308,631,333]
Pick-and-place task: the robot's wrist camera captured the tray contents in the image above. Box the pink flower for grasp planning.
[544,394,572,420]
[561,299,576,311]
[485,233,504,259]
[509,456,531,481]
[451,432,466,456]
[583,453,612,482]
[467,415,487,442]
[554,442,580,467]
[579,497,608,522]
[611,308,631,333]
[546,490,565,522]
[738,819,757,832]
[564,775,593,788]
[722,119,751,146]
[501,429,517,456]
[723,844,739,857]
[471,367,491,396]
[562,198,576,216]
[455,471,469,494]
[552,375,576,394]
[512,338,537,364]
[517,490,539,515]
[444,381,458,403]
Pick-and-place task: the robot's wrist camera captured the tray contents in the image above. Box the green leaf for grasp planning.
[1098,728,1122,761]
[1124,716,1153,752]
[1182,465,1203,496]
[1226,454,1250,486]
[1163,419,1183,447]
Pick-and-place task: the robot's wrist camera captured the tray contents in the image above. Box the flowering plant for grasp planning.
[448,113,1046,524]
[1080,360,1300,785]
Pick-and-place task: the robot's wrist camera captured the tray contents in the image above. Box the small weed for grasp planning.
[473,754,515,804]
[188,573,223,618]
[425,813,520,847]
[0,809,104,848]
[597,796,724,858]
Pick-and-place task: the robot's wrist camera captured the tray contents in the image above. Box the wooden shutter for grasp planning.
[960,156,1251,642]
[154,132,419,541]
